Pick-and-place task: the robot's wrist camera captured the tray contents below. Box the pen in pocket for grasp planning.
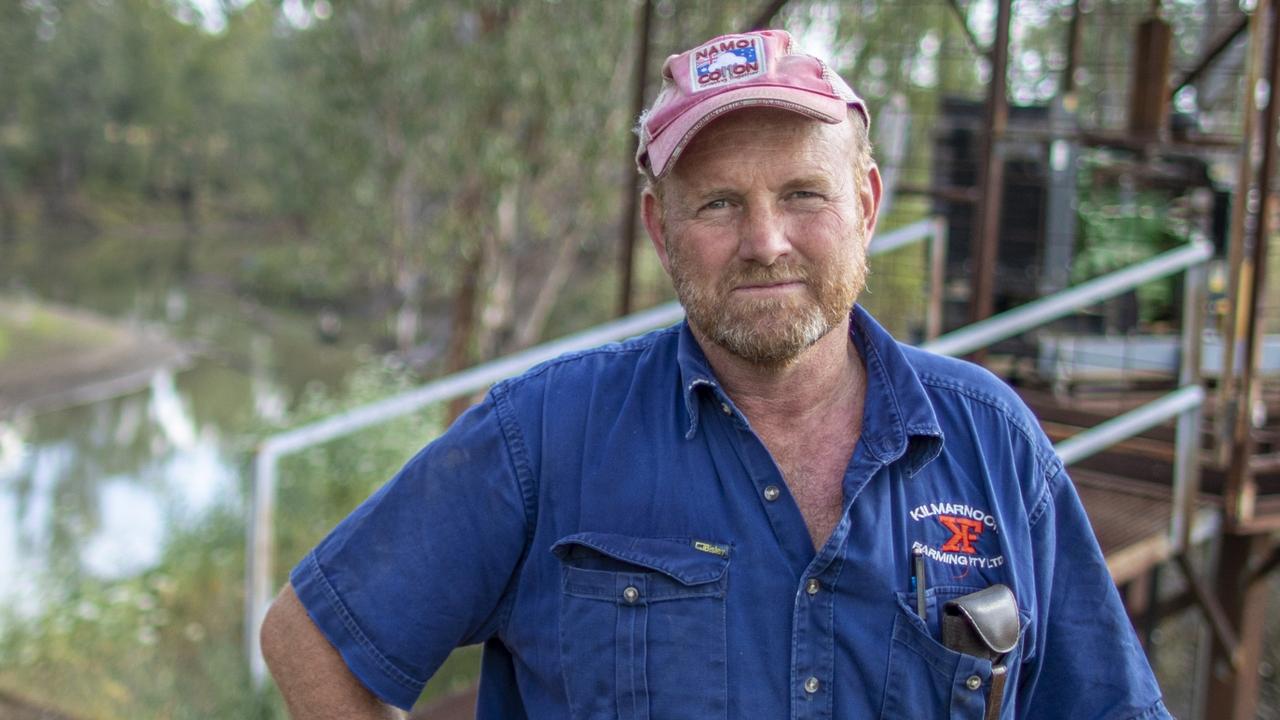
[912,546,927,620]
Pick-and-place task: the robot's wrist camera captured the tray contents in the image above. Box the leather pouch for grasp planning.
[941,584,1020,720]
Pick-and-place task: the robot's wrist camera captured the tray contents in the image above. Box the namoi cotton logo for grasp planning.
[690,35,767,92]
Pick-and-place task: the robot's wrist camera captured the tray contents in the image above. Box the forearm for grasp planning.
[262,584,405,720]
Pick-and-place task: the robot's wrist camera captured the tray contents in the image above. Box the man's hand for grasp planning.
[261,583,405,720]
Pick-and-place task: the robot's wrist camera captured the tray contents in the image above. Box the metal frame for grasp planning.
[244,217,949,684]
[924,239,1236,669]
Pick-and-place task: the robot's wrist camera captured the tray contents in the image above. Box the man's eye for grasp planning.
[789,190,822,200]
[702,199,731,211]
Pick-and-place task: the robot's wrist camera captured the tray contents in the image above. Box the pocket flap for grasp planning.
[552,532,730,586]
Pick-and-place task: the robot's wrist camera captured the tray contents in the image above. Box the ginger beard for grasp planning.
[666,220,869,368]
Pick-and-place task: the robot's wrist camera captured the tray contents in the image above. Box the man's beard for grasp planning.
[668,238,868,368]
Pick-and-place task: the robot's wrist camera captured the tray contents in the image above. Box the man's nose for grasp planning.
[737,202,791,265]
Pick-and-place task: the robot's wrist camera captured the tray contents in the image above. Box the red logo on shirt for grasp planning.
[938,515,984,554]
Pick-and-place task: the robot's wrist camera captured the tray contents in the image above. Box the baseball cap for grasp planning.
[635,29,869,180]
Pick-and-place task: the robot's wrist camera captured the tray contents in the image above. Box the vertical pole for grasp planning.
[927,217,949,341]
[616,0,654,318]
[1218,0,1270,469]
[1204,4,1280,715]
[246,447,278,688]
[1226,0,1280,528]
[968,0,1011,345]
[1204,534,1275,719]
[1062,0,1085,97]
[1172,261,1206,553]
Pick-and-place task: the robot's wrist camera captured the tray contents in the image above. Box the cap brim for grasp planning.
[643,86,852,179]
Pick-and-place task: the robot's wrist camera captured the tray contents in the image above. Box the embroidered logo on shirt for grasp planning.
[909,501,1005,570]
[693,540,729,557]
[690,35,766,92]
[938,515,984,554]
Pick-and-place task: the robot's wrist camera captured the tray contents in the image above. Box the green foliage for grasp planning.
[1073,154,1191,323]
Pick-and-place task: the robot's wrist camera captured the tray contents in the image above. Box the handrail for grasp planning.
[921,240,1213,357]
[244,217,950,685]
[1053,385,1204,465]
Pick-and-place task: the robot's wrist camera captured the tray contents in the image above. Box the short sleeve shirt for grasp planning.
[290,305,1171,720]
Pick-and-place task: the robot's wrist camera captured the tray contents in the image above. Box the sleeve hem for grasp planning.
[1120,698,1173,720]
[290,551,425,711]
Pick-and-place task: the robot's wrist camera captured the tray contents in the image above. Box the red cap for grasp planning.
[636,29,868,180]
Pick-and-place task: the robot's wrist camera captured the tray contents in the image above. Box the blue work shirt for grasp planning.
[291,306,1171,719]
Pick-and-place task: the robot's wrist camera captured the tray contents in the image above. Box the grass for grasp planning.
[0,298,120,367]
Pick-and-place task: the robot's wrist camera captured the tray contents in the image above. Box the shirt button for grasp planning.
[622,586,640,604]
[966,675,982,691]
[804,676,820,694]
[763,485,781,502]
[805,578,821,595]
[720,402,732,416]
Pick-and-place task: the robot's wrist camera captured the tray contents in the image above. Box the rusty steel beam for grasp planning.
[1217,2,1268,476]
[1225,0,1280,528]
[1173,14,1249,96]
[1175,552,1242,671]
[616,0,654,318]
[1062,0,1085,96]
[1204,534,1275,719]
[1250,542,1280,583]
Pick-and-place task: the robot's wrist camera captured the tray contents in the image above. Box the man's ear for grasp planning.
[642,188,673,275]
[860,164,883,250]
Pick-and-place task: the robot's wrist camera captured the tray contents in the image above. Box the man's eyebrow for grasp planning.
[780,175,836,191]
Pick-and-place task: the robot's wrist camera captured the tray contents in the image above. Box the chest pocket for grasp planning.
[879,586,1030,720]
[552,532,730,720]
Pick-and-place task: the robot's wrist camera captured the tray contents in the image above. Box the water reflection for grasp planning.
[0,349,280,624]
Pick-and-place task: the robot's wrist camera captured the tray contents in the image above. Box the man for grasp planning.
[262,29,1171,720]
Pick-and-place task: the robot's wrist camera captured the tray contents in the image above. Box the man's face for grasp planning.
[645,108,878,367]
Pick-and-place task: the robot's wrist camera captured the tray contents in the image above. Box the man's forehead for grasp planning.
[671,109,853,180]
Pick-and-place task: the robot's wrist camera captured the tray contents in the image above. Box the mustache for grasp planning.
[723,262,809,287]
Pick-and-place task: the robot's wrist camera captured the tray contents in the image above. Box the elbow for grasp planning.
[259,585,297,673]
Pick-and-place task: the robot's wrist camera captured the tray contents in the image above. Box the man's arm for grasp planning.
[261,583,403,720]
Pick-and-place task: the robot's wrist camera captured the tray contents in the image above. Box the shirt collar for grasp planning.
[677,321,721,439]
[848,305,944,476]
[676,306,944,475]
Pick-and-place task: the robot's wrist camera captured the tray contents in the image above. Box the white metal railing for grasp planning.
[923,238,1213,559]
[244,217,949,684]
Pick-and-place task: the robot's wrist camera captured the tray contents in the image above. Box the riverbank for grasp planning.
[0,297,189,419]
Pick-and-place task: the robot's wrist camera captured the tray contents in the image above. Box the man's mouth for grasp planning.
[733,280,804,294]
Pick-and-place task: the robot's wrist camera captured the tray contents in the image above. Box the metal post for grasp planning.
[247,447,279,687]
[1225,0,1280,527]
[1204,534,1275,719]
[968,0,1011,348]
[1062,0,1085,97]
[1217,0,1269,469]
[1205,2,1280,716]
[1171,261,1206,553]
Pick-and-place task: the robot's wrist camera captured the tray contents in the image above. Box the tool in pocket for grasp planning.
[941,584,1021,720]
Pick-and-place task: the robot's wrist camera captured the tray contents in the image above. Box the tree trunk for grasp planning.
[446,250,482,422]
[514,228,580,349]
[478,181,520,356]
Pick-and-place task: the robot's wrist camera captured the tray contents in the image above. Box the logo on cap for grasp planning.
[690,35,766,93]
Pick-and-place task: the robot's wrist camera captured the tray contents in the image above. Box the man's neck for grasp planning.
[694,319,865,428]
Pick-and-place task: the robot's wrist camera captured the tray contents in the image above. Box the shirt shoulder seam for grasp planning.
[488,382,537,634]
[917,373,1058,471]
